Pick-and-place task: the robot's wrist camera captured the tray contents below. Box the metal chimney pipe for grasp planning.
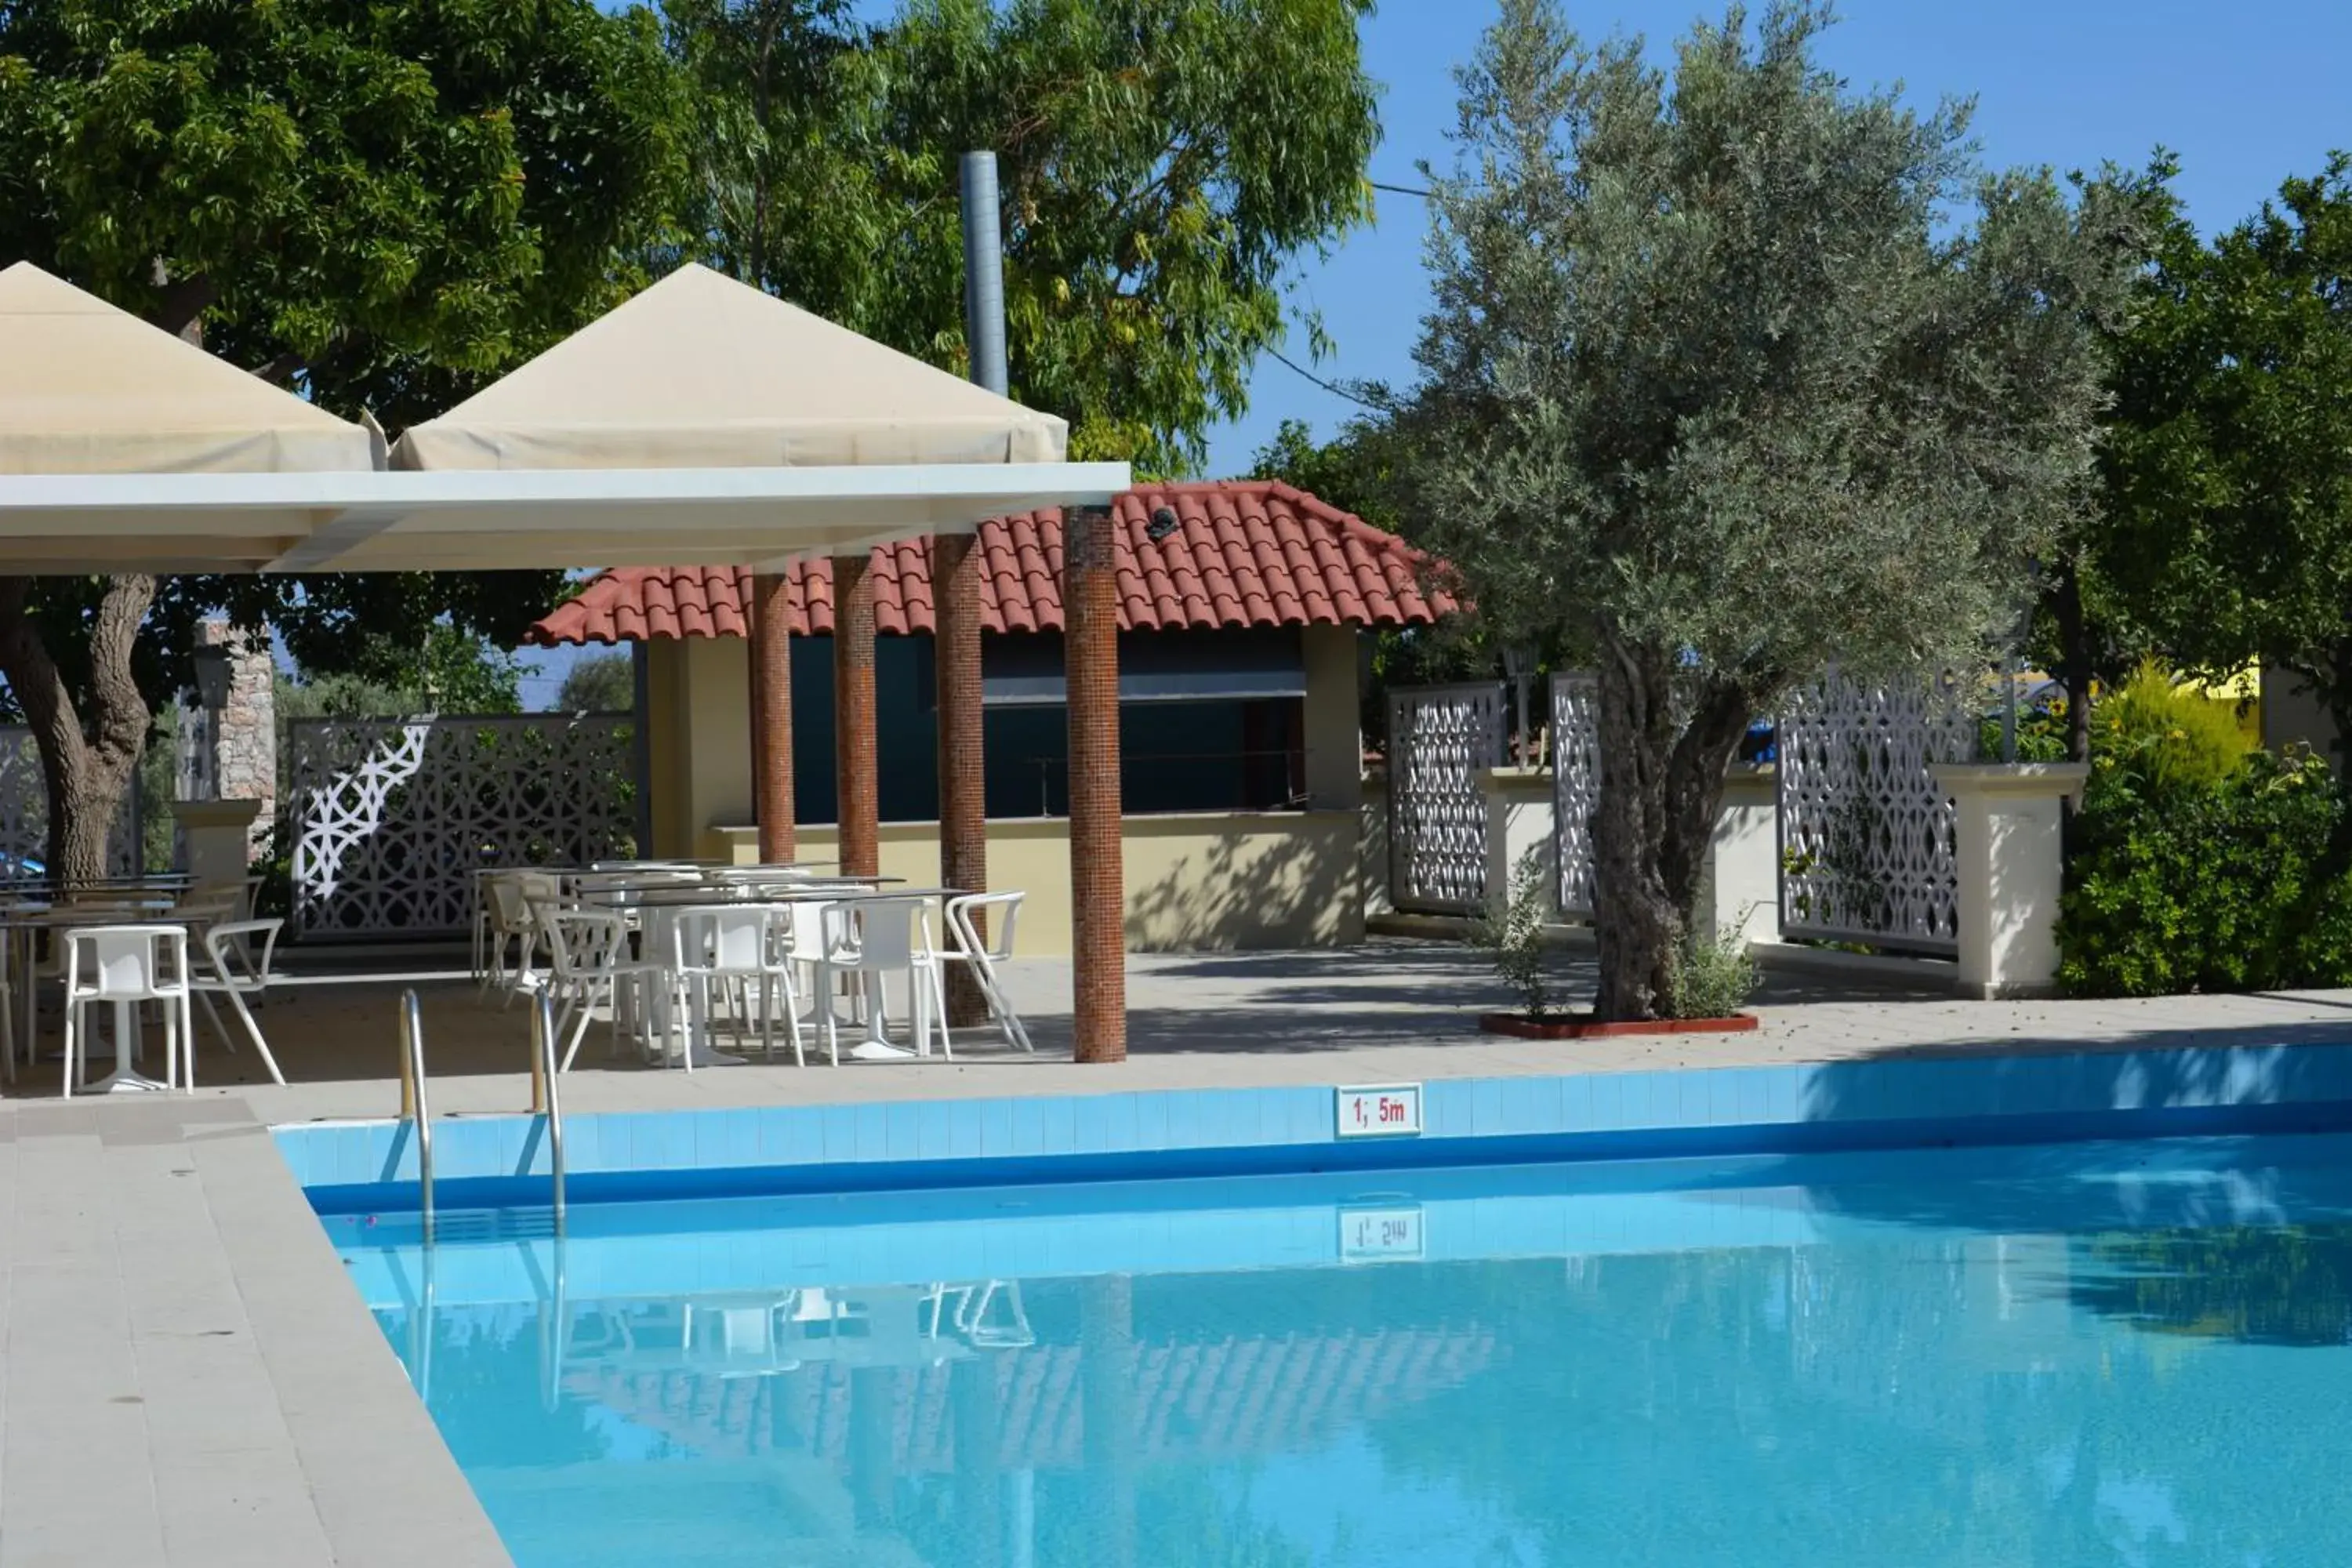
[959,151,1008,395]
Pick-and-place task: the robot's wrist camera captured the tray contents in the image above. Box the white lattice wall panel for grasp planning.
[289,715,637,938]
[1776,670,1976,954]
[1549,671,1602,917]
[0,727,138,877]
[1386,683,1507,916]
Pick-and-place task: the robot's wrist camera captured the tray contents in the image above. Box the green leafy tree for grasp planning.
[1402,0,2138,1018]
[553,650,637,714]
[2093,154,2352,757]
[2023,156,2183,769]
[667,0,1382,474]
[0,0,681,880]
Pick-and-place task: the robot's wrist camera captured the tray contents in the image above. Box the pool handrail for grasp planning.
[530,985,568,1228]
[396,987,434,1243]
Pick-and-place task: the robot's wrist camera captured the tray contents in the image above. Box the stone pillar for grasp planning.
[831,552,880,879]
[191,620,276,857]
[172,799,261,891]
[1929,763,2089,999]
[1697,763,1780,946]
[1062,506,1126,1063]
[750,572,796,862]
[935,532,989,1026]
[1477,764,1555,908]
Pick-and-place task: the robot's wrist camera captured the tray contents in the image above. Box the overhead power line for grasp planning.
[1265,347,1385,412]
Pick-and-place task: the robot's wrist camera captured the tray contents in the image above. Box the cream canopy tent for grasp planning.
[0,261,376,480]
[0,262,1126,574]
[392,263,1067,470]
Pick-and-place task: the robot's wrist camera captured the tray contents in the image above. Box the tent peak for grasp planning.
[0,263,374,476]
[391,261,1067,472]
[0,261,138,318]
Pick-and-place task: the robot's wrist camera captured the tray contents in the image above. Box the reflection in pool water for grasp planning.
[330,1133,2352,1567]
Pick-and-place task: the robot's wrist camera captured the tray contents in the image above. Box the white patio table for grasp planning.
[2,898,186,1093]
[571,880,951,1065]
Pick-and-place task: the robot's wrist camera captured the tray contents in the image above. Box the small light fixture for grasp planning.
[1145,505,1181,543]
[191,644,234,712]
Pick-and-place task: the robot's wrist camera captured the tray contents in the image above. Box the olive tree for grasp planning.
[1404,0,2135,1018]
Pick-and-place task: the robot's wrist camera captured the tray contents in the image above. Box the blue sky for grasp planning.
[1202,0,2352,474]
[528,0,2352,703]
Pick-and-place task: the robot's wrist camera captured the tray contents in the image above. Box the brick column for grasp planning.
[934,532,990,1026]
[832,552,881,878]
[1062,505,1126,1062]
[750,572,796,862]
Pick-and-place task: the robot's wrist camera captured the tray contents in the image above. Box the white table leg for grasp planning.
[82,996,169,1094]
[671,976,744,1069]
[846,968,916,1062]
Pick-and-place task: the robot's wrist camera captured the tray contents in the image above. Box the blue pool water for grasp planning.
[327,1133,2352,1567]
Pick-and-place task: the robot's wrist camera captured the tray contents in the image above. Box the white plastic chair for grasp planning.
[818,897,947,1061]
[468,869,496,985]
[483,869,562,1004]
[192,917,287,1084]
[671,905,801,1069]
[544,909,662,1072]
[940,891,1034,1053]
[62,924,194,1095]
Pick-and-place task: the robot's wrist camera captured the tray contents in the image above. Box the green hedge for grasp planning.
[2059,749,2352,996]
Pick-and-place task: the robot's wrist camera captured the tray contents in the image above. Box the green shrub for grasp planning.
[1977,689,2072,763]
[2059,748,2352,996]
[2089,659,2252,796]
[1668,921,1759,1018]
[1473,845,1555,1018]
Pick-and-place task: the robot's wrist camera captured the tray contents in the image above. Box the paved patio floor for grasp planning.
[36,937,2343,1122]
[4,938,2352,1566]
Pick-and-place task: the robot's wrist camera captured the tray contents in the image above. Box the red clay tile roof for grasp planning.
[524,481,1452,644]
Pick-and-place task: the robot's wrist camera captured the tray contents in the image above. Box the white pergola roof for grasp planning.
[0,263,1126,575]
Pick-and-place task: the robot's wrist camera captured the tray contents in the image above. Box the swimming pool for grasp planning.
[328,1132,2352,1567]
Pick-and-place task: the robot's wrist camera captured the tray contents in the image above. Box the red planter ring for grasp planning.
[1478,1012,1761,1040]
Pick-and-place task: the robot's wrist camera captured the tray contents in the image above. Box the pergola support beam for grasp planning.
[934,532,989,1027]
[750,572,796,862]
[1062,504,1126,1063]
[832,552,881,879]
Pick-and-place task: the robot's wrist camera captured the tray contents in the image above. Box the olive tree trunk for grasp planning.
[1588,624,1762,1021]
[0,575,157,887]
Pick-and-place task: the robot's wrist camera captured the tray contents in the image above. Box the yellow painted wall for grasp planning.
[1301,623,1365,811]
[647,638,755,858]
[790,811,1364,953]
[646,627,1372,949]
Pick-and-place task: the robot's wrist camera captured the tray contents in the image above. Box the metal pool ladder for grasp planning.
[396,986,568,1241]
[395,988,434,1241]
[528,987,568,1227]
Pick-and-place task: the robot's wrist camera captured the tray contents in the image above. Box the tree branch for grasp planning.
[0,576,90,851]
[151,272,217,343]
[85,575,157,778]
[250,350,308,388]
